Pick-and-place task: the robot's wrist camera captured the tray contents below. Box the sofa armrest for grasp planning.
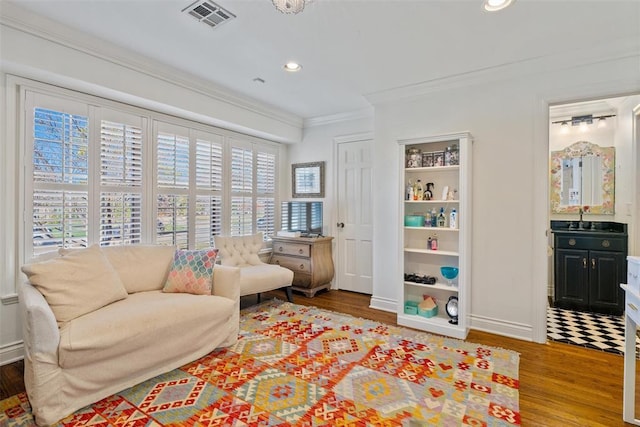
[212,265,241,302]
[19,281,60,360]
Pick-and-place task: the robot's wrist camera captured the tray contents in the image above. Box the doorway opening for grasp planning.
[547,94,640,353]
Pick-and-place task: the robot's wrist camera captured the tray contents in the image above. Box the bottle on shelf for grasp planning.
[430,208,437,227]
[406,180,414,201]
[429,235,438,250]
[437,207,446,227]
[425,182,434,200]
[449,208,457,229]
[415,180,424,200]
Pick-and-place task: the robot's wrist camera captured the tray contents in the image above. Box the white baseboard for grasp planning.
[369,296,397,313]
[470,314,534,342]
[1,341,24,366]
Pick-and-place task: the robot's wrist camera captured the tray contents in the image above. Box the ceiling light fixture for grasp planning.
[597,117,608,128]
[551,114,616,132]
[483,0,515,12]
[284,62,302,72]
[272,0,306,14]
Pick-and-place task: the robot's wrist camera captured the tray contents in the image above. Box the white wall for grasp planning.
[370,54,640,341]
[286,115,374,280]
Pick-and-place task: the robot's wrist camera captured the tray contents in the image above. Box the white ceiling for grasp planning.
[5,0,640,120]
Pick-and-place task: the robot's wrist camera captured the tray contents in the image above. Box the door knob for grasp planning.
[337,222,345,228]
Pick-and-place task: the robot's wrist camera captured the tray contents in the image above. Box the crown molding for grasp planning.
[333,132,374,144]
[304,107,373,128]
[0,1,303,130]
[365,36,640,106]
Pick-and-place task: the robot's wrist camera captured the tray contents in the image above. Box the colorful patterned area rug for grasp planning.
[1,300,520,426]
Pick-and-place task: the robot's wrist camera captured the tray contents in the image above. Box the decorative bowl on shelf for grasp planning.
[440,266,459,285]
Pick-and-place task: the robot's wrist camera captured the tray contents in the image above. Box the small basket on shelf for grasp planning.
[418,295,438,318]
[404,301,419,315]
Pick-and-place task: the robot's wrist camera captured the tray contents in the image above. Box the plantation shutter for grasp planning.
[256,150,276,239]
[230,143,253,236]
[156,122,190,248]
[195,132,223,248]
[29,93,90,256]
[99,111,145,246]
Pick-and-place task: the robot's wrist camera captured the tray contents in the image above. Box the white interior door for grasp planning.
[336,138,373,294]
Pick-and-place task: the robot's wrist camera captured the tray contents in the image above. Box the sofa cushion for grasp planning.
[100,245,175,293]
[239,264,294,297]
[163,248,218,295]
[58,291,236,371]
[21,245,128,325]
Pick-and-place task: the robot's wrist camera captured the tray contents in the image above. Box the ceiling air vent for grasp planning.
[182,0,236,29]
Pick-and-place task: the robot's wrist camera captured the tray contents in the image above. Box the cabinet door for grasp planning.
[555,248,589,309]
[589,250,625,315]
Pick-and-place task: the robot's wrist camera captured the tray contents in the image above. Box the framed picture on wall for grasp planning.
[292,161,325,198]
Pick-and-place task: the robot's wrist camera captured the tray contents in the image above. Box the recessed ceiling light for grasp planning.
[483,0,515,12]
[284,62,302,72]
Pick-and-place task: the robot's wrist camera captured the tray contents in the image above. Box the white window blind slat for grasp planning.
[230,196,252,236]
[257,151,276,194]
[32,190,88,255]
[157,194,189,249]
[195,195,222,249]
[99,192,142,246]
[33,108,89,185]
[157,132,190,189]
[100,120,143,187]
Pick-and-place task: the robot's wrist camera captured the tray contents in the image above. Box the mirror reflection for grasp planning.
[559,155,603,206]
[550,141,615,214]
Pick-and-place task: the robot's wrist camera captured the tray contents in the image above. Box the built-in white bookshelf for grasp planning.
[397,132,472,339]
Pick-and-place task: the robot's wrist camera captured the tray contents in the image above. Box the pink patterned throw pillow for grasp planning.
[162,248,218,295]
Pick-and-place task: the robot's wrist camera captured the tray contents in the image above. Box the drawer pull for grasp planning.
[299,249,304,254]
[299,264,305,270]
[602,240,610,248]
[629,303,638,312]
[592,258,596,270]
[274,260,280,265]
[583,258,587,269]
[569,238,576,246]
[631,273,639,279]
[278,246,284,252]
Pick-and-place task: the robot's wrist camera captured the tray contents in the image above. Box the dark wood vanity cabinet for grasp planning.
[553,224,628,315]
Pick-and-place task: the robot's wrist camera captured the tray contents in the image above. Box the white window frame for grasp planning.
[18,81,281,266]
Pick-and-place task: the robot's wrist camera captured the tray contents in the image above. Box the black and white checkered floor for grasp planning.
[547,306,639,356]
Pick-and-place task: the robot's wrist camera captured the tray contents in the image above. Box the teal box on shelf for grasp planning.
[404,215,424,227]
[418,305,438,318]
[404,301,419,315]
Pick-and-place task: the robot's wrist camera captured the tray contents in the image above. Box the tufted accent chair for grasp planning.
[214,233,294,302]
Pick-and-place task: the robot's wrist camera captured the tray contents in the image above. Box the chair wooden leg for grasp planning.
[285,286,294,303]
[257,293,261,304]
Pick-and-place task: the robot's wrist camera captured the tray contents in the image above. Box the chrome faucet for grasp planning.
[578,207,584,229]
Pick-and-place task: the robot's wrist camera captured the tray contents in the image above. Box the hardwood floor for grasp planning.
[1,289,634,426]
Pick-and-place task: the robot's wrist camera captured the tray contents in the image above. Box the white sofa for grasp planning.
[214,233,294,302]
[19,244,240,426]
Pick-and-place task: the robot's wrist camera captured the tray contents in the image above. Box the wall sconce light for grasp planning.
[552,114,616,133]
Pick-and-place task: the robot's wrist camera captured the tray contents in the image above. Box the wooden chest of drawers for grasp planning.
[271,236,334,297]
